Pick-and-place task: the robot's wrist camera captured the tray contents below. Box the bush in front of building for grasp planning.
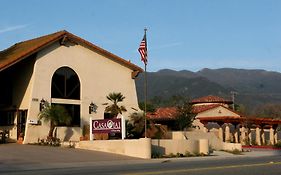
[127,112,168,139]
[38,102,72,139]
[126,112,145,139]
[274,141,281,148]
[173,99,196,131]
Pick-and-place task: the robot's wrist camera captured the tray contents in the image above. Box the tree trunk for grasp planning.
[48,121,55,138]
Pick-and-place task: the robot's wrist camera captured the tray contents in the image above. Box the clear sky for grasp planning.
[1,0,281,72]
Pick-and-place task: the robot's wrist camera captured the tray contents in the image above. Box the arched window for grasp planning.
[51,67,80,100]
[51,67,81,126]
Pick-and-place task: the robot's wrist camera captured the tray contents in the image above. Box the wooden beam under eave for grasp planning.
[60,35,78,46]
[131,70,140,79]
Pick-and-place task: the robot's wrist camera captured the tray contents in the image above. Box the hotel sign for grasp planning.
[92,118,121,133]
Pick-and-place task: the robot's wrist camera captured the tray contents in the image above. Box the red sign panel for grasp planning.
[92,118,121,133]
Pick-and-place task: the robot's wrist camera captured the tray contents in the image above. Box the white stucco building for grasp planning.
[0,30,142,143]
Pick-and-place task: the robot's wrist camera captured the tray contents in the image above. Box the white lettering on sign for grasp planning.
[92,119,121,133]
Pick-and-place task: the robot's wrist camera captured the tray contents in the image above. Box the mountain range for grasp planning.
[135,68,281,113]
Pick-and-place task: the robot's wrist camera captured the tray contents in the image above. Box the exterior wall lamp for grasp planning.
[89,102,98,114]
[39,98,46,111]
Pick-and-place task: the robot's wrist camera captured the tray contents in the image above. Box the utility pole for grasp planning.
[231,91,238,111]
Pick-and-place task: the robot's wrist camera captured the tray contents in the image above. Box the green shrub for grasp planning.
[224,149,242,155]
[176,153,184,157]
[151,151,162,158]
[200,152,207,156]
[184,151,192,157]
[193,152,200,156]
[168,153,175,158]
[274,141,281,148]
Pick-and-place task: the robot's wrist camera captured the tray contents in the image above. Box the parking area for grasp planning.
[0,143,139,165]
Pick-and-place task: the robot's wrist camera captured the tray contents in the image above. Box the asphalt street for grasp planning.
[0,144,281,175]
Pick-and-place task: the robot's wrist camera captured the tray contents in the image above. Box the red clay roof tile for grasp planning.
[0,30,143,72]
[191,95,232,104]
[147,107,178,121]
[197,116,281,125]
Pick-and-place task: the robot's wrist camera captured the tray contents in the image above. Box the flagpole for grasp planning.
[144,28,147,138]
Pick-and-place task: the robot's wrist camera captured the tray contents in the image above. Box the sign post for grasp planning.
[121,115,126,140]
[90,117,93,141]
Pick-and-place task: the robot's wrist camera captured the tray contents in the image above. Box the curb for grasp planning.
[242,145,281,150]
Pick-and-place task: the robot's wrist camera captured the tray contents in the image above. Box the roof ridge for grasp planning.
[0,30,142,72]
[16,30,66,44]
[0,30,66,54]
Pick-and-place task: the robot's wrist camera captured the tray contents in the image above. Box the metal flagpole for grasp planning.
[138,28,148,138]
[144,28,147,138]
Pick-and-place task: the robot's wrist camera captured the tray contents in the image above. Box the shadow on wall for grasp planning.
[62,117,91,141]
[151,144,165,156]
[64,127,74,141]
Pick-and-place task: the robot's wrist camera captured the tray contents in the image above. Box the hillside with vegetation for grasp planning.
[136,68,281,117]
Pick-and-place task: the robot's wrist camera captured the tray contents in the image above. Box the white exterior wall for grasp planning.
[167,131,242,151]
[13,59,35,110]
[192,106,240,133]
[24,42,140,143]
[193,103,229,107]
[78,138,151,159]
[151,139,201,155]
[195,106,240,118]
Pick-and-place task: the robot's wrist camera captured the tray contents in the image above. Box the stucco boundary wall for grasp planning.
[168,131,242,151]
[77,138,151,159]
[222,142,242,151]
[77,138,209,159]
[151,139,209,156]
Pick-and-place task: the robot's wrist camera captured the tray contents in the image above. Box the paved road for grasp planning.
[0,143,138,163]
[1,144,281,175]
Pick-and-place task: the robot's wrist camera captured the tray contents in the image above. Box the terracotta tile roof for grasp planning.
[147,107,178,121]
[197,116,281,125]
[192,104,221,113]
[198,116,240,119]
[0,30,143,72]
[147,104,242,121]
[191,95,232,104]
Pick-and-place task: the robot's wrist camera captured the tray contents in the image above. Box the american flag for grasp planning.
[138,34,147,65]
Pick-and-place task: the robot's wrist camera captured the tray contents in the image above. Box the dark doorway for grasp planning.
[17,110,27,140]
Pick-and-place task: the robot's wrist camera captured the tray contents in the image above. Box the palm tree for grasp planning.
[38,102,72,138]
[105,92,127,118]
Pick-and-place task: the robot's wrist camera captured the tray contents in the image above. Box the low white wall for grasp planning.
[55,126,81,142]
[168,131,223,150]
[222,142,242,151]
[168,131,242,152]
[170,131,188,140]
[77,138,151,159]
[199,139,209,155]
[24,125,81,144]
[151,139,209,156]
